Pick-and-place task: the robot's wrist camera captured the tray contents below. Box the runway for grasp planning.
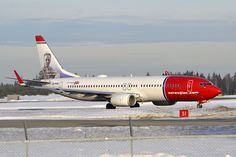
[0,118,236,128]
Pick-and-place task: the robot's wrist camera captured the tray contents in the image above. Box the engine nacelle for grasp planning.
[152,101,176,106]
[110,94,136,106]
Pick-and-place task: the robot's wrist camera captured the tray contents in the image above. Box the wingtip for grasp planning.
[13,70,25,85]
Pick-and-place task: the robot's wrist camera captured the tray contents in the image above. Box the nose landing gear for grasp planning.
[197,103,203,108]
[197,100,207,108]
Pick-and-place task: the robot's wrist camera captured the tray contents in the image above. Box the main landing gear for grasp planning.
[106,102,140,109]
[106,103,116,109]
[130,103,140,108]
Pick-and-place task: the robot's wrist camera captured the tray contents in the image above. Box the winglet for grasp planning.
[14,70,26,86]
[165,70,170,75]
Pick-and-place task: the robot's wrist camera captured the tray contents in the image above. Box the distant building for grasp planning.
[7,95,20,101]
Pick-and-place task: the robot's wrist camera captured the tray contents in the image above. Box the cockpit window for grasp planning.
[200,82,213,87]
[200,83,206,87]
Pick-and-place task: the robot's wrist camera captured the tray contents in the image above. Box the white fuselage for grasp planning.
[44,76,167,102]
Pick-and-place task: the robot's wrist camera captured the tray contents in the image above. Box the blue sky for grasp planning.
[0,0,236,43]
[1,0,236,82]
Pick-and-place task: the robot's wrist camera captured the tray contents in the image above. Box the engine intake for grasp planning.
[111,94,136,106]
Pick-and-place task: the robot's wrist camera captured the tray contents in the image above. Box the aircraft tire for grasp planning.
[197,104,203,108]
[130,103,140,108]
[106,103,116,109]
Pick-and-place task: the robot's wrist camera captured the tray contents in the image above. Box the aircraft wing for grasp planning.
[53,87,140,99]
[62,88,113,95]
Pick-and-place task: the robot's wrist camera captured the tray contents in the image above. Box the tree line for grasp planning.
[1,71,236,98]
[0,82,51,98]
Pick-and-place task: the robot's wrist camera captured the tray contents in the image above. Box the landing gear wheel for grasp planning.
[106,103,116,109]
[197,104,203,108]
[130,103,140,108]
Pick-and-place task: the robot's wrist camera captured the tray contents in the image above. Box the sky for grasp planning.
[1,0,236,83]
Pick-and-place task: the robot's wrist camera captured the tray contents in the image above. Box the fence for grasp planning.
[0,135,235,157]
[0,118,236,157]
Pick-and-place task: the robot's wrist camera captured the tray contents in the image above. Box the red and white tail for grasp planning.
[35,35,79,79]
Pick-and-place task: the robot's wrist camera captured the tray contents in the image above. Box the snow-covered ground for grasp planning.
[0,94,235,157]
[0,94,236,119]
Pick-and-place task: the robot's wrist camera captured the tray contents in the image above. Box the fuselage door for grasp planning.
[59,81,63,88]
[187,80,193,92]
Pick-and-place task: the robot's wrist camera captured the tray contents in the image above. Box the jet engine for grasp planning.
[110,94,136,106]
[152,101,176,106]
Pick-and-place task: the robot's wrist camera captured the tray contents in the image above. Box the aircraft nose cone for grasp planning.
[207,86,221,100]
[214,87,222,95]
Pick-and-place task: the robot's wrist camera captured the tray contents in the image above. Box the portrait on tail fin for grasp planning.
[39,52,57,79]
[36,35,79,79]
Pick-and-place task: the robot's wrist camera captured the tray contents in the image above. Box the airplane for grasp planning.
[12,35,222,109]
